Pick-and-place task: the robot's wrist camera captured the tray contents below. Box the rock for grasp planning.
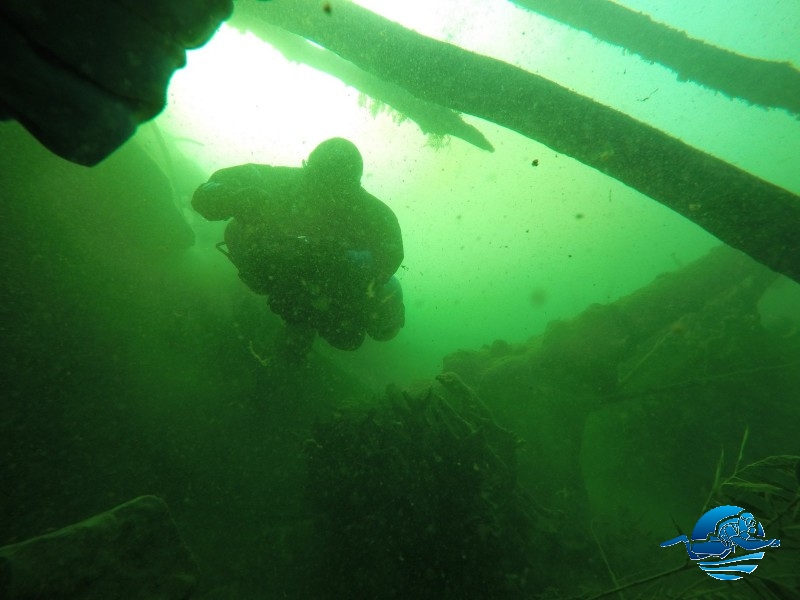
[0,495,198,600]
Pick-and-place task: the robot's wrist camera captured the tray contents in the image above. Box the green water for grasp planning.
[1,1,799,598]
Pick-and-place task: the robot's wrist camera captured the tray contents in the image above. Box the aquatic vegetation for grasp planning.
[302,376,549,598]
[357,94,409,125]
[424,133,452,151]
[580,429,800,600]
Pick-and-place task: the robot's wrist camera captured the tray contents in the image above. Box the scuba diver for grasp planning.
[192,137,405,362]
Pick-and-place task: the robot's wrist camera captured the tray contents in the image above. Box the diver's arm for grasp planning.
[351,192,404,283]
[735,536,780,551]
[191,164,268,221]
[373,210,404,283]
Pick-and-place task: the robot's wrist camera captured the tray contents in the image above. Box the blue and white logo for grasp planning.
[660,505,780,580]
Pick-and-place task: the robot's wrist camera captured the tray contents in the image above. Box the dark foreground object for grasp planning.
[0,495,198,600]
[0,0,232,165]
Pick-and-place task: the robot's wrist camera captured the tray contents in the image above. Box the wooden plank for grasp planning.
[0,496,197,600]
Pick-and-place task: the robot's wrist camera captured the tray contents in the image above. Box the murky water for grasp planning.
[1,2,798,598]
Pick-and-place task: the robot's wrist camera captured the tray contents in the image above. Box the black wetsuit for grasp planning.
[192,163,404,349]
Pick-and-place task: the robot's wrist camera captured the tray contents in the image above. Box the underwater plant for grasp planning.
[578,428,800,600]
[302,375,550,599]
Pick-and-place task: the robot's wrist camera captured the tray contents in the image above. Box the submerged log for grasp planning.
[511,0,800,117]
[0,496,198,600]
[442,245,788,507]
[239,0,800,284]
[229,14,493,151]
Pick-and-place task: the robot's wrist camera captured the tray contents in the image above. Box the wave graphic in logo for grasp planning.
[698,551,765,580]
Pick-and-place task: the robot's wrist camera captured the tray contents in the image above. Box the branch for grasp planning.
[510,0,800,117]
[239,0,800,284]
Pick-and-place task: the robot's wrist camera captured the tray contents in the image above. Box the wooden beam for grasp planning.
[510,0,800,118]
[238,0,800,284]
[228,14,493,151]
